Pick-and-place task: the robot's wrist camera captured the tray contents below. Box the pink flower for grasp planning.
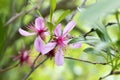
[18,17,47,40]
[34,36,56,54]
[35,21,81,66]
[53,21,79,66]
[14,49,31,66]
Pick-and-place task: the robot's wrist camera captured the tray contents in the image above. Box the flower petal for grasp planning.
[34,37,44,53]
[69,42,82,48]
[63,40,70,45]
[63,21,76,37]
[55,47,64,66]
[35,17,45,30]
[22,51,28,59]
[54,24,62,37]
[19,28,35,36]
[44,31,49,36]
[13,55,21,61]
[42,42,56,55]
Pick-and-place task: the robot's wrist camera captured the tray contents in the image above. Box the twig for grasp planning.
[80,0,87,7]
[70,0,87,20]
[65,57,107,65]
[99,73,111,80]
[0,63,19,73]
[31,53,41,69]
[105,22,117,27]
[99,70,120,80]
[76,0,87,16]
[23,56,48,80]
[83,28,95,38]
[5,0,43,26]
[83,22,117,38]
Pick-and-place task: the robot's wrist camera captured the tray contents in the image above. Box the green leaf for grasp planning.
[96,29,105,41]
[46,22,55,35]
[50,0,56,22]
[68,37,81,44]
[68,36,100,44]
[0,14,7,61]
[80,0,120,24]
[0,14,6,48]
[0,0,10,15]
[56,10,70,25]
[93,22,112,42]
[115,11,120,29]
[84,48,98,54]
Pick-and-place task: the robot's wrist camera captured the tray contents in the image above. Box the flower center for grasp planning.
[38,29,45,35]
[47,49,56,59]
[37,29,47,40]
[20,51,29,65]
[56,36,65,47]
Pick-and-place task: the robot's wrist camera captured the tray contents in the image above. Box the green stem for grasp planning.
[23,57,48,80]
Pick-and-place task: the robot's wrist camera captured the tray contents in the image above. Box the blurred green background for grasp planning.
[0,0,120,80]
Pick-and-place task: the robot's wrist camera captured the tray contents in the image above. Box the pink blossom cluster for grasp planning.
[18,17,81,66]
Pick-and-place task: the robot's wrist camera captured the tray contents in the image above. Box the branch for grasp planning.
[99,70,120,80]
[83,22,117,38]
[65,57,107,65]
[105,22,117,27]
[23,56,48,80]
[31,53,41,69]
[0,63,19,73]
[80,0,87,7]
[70,0,87,20]
[5,0,44,26]
[83,28,95,38]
